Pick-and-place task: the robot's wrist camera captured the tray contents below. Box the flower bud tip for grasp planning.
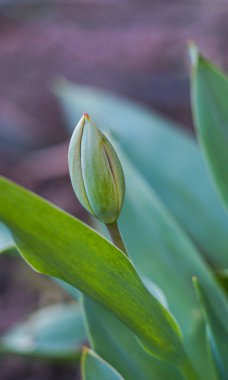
[68,113,125,224]
[83,112,90,120]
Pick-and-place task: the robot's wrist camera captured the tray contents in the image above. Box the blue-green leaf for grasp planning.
[190,44,228,210]
[83,296,183,380]
[81,348,125,380]
[112,146,225,379]
[193,277,228,380]
[0,303,86,361]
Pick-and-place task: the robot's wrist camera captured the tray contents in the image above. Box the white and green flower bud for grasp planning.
[68,113,125,224]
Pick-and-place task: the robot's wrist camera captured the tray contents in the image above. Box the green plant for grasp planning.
[0,45,228,379]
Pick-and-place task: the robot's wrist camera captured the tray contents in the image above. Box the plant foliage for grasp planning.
[1,46,228,380]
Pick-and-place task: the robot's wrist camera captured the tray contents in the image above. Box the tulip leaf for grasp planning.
[110,146,225,379]
[81,348,125,380]
[193,278,228,380]
[190,44,228,210]
[82,227,181,380]
[0,176,185,365]
[55,80,228,269]
[0,303,86,361]
[82,296,183,380]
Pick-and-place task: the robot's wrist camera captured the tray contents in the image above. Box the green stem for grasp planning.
[179,356,199,380]
[106,221,128,256]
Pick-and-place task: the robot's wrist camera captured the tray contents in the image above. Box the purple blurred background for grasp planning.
[1,1,228,378]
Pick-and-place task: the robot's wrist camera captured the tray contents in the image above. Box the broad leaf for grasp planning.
[0,303,86,361]
[55,80,228,269]
[81,348,124,380]
[0,176,185,365]
[193,278,228,380]
[83,297,183,380]
[82,230,181,380]
[109,147,225,379]
[190,44,228,210]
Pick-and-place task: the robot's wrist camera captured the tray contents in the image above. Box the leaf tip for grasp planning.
[192,277,202,302]
[83,112,90,121]
[192,275,199,288]
[82,346,90,355]
[188,41,199,69]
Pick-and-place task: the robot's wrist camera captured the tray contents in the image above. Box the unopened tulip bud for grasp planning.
[68,113,125,224]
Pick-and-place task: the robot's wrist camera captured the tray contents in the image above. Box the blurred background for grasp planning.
[1,0,228,378]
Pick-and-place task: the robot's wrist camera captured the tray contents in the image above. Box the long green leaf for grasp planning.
[0,217,188,378]
[58,253,180,377]
[111,146,225,379]
[193,278,228,380]
[83,296,183,380]
[0,303,86,361]
[83,219,181,380]
[55,80,228,269]
[0,176,185,365]
[81,348,125,380]
[190,44,228,210]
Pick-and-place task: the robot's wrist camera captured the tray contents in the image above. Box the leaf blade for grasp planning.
[112,145,225,379]
[82,296,183,380]
[193,277,228,380]
[0,303,86,361]
[0,176,184,365]
[190,44,228,210]
[81,348,125,380]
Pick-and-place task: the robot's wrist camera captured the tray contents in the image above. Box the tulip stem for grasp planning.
[106,222,128,256]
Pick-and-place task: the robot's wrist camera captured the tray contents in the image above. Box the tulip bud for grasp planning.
[68,113,125,224]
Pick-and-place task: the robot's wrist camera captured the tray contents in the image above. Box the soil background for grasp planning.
[1,1,228,379]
